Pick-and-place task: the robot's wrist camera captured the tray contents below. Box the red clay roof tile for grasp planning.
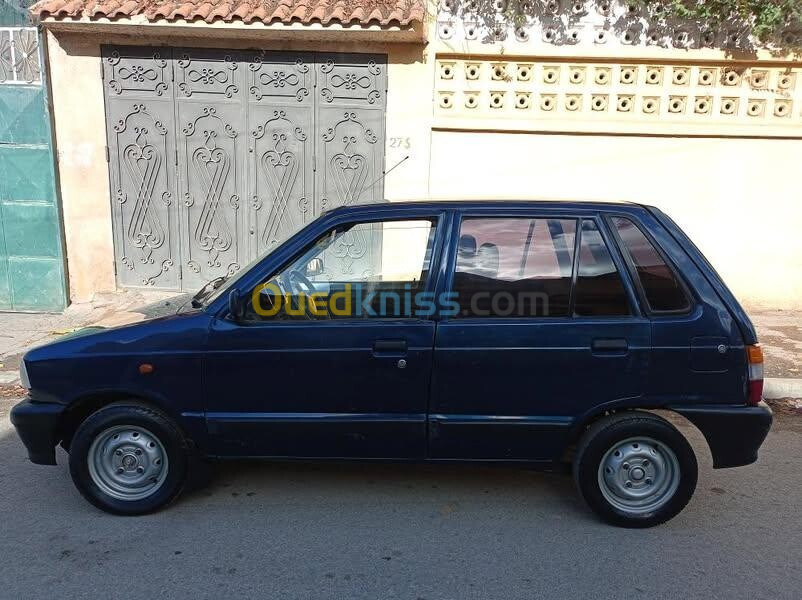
[30,0,425,26]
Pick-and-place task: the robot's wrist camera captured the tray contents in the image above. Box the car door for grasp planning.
[429,210,651,462]
[204,214,445,459]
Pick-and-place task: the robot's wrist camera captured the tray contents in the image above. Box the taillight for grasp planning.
[746,344,764,406]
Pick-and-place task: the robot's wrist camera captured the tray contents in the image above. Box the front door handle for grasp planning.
[591,338,628,353]
[372,339,407,356]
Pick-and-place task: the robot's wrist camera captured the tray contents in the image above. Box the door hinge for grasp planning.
[175,149,178,166]
[312,155,316,171]
[105,146,109,162]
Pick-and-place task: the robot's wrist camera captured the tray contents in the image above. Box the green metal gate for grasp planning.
[0,5,67,311]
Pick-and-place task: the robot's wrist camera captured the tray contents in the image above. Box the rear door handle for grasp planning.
[372,339,407,355]
[591,338,628,353]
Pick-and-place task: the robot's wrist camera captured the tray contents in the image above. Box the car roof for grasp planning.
[324,199,645,216]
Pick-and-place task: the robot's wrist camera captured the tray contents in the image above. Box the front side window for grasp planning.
[452,217,576,318]
[611,216,690,312]
[244,219,436,321]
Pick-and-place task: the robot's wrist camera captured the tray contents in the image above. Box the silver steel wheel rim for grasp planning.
[87,425,169,502]
[597,436,681,515]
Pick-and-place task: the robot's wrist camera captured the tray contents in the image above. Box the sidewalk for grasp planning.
[0,297,799,402]
[749,309,802,409]
[750,310,801,378]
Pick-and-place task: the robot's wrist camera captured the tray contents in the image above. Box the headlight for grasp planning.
[19,361,31,390]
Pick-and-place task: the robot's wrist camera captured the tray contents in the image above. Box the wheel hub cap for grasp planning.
[87,425,168,502]
[597,436,681,516]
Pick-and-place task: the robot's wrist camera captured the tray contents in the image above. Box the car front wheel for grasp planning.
[68,402,189,515]
[572,411,698,528]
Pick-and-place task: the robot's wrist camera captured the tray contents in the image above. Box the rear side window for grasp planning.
[611,216,690,312]
[453,218,576,317]
[573,221,631,317]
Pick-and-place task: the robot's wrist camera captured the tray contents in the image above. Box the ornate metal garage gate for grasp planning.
[101,46,387,290]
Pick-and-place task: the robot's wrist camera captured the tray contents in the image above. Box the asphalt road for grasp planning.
[1,397,800,600]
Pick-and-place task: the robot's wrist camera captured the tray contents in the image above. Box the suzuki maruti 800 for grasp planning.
[11,201,772,527]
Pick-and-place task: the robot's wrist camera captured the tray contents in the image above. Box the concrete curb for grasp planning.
[0,372,20,386]
[764,377,802,400]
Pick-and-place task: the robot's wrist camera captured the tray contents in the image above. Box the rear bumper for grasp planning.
[9,397,65,465]
[670,401,773,469]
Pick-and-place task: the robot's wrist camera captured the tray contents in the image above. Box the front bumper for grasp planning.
[9,397,66,465]
[670,401,773,469]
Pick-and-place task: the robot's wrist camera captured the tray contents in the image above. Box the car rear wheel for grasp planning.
[573,411,697,528]
[68,402,189,515]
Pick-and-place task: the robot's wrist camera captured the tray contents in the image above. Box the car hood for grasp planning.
[23,295,205,363]
[40,293,195,343]
[138,293,195,319]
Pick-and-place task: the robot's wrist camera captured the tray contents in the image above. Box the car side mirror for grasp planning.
[305,257,324,277]
[228,288,244,322]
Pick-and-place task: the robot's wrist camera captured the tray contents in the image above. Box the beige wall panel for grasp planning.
[47,30,116,302]
[381,45,432,202]
[429,130,802,309]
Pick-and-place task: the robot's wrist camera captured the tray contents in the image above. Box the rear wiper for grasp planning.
[191,276,227,308]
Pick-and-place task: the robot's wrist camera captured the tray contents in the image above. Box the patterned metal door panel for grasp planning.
[0,29,10,82]
[103,46,171,98]
[102,47,387,292]
[246,51,314,256]
[315,54,387,280]
[174,48,248,291]
[102,46,180,289]
[315,54,387,212]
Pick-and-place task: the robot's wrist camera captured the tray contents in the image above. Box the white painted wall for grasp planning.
[429,130,802,308]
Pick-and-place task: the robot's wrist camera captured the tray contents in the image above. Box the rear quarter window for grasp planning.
[573,220,631,317]
[611,216,690,313]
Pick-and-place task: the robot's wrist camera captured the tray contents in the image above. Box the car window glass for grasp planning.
[243,219,436,321]
[453,217,576,318]
[612,216,690,312]
[573,220,631,317]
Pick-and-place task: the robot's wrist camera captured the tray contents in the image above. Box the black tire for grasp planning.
[68,401,189,515]
[572,411,697,528]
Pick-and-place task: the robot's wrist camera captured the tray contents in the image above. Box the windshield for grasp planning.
[198,244,281,307]
[199,223,355,310]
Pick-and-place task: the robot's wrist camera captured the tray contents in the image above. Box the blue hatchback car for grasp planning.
[11,201,772,526]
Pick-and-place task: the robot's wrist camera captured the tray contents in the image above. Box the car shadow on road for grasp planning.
[176,457,594,521]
